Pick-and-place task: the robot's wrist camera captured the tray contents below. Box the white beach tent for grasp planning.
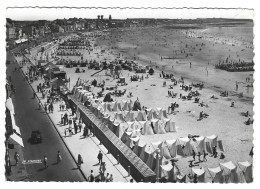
[147,108,158,120]
[207,166,224,183]
[220,161,239,183]
[154,120,167,134]
[136,111,147,121]
[160,161,179,182]
[151,119,159,134]
[139,145,154,163]
[124,111,135,122]
[121,130,132,143]
[205,135,218,154]
[115,122,129,139]
[237,161,253,183]
[166,139,177,158]
[126,136,140,149]
[191,136,205,153]
[157,108,168,120]
[113,101,122,112]
[133,140,146,156]
[122,100,132,111]
[151,141,163,152]
[164,118,177,132]
[176,137,192,157]
[161,142,172,159]
[141,121,154,135]
[192,167,206,183]
[145,146,156,169]
[114,112,125,124]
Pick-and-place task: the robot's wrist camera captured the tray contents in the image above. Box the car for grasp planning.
[30,130,42,144]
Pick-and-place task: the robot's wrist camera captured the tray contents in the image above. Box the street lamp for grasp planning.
[155,148,161,183]
[170,158,179,183]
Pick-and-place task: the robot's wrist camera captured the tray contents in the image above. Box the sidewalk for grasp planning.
[14,54,133,182]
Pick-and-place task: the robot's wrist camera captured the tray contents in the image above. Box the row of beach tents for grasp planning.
[161,160,252,183]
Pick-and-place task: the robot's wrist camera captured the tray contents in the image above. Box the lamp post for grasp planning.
[155,148,161,183]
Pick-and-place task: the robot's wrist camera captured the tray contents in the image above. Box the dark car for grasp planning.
[30,130,42,144]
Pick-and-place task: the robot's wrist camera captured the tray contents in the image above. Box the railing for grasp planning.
[68,95,156,182]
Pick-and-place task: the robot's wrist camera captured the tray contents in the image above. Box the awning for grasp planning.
[6,98,15,115]
[10,133,24,147]
[10,114,21,135]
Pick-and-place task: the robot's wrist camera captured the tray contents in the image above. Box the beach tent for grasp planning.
[166,139,177,158]
[151,119,159,133]
[114,122,129,139]
[145,146,157,169]
[192,167,206,183]
[147,108,158,120]
[161,142,172,159]
[176,174,186,183]
[133,140,146,156]
[164,118,177,132]
[122,100,132,111]
[113,101,122,112]
[205,135,218,154]
[139,145,154,163]
[125,135,140,149]
[176,137,192,157]
[124,111,135,122]
[191,136,205,153]
[158,108,168,120]
[127,121,142,136]
[121,130,132,143]
[141,121,154,135]
[208,166,224,183]
[237,161,253,183]
[161,160,180,182]
[220,161,239,183]
[151,141,163,151]
[114,112,125,124]
[151,119,166,134]
[136,111,147,121]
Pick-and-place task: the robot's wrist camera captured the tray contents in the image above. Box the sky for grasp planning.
[6,8,254,21]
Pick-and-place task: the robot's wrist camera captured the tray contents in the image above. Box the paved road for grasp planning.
[6,51,85,181]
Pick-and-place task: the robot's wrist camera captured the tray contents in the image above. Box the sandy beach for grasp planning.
[50,24,254,178]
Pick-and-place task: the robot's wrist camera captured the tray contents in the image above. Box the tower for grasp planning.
[101,15,104,20]
[97,15,100,20]
[109,15,112,21]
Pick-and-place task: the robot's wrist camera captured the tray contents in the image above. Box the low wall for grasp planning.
[68,95,156,182]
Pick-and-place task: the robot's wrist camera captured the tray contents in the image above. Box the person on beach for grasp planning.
[97,151,103,164]
[192,150,196,161]
[77,154,83,168]
[43,155,48,168]
[203,150,207,162]
[57,151,62,163]
[89,170,95,182]
[14,152,19,166]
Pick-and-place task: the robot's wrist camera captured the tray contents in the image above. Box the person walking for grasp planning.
[43,156,48,168]
[14,152,19,166]
[57,151,62,163]
[105,173,110,182]
[89,170,95,182]
[78,120,82,133]
[77,154,83,168]
[108,174,113,182]
[99,162,106,175]
[97,151,103,164]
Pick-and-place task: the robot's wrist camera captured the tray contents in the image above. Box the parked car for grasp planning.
[30,130,42,144]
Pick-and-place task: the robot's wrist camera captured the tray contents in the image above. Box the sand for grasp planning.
[27,25,254,177]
